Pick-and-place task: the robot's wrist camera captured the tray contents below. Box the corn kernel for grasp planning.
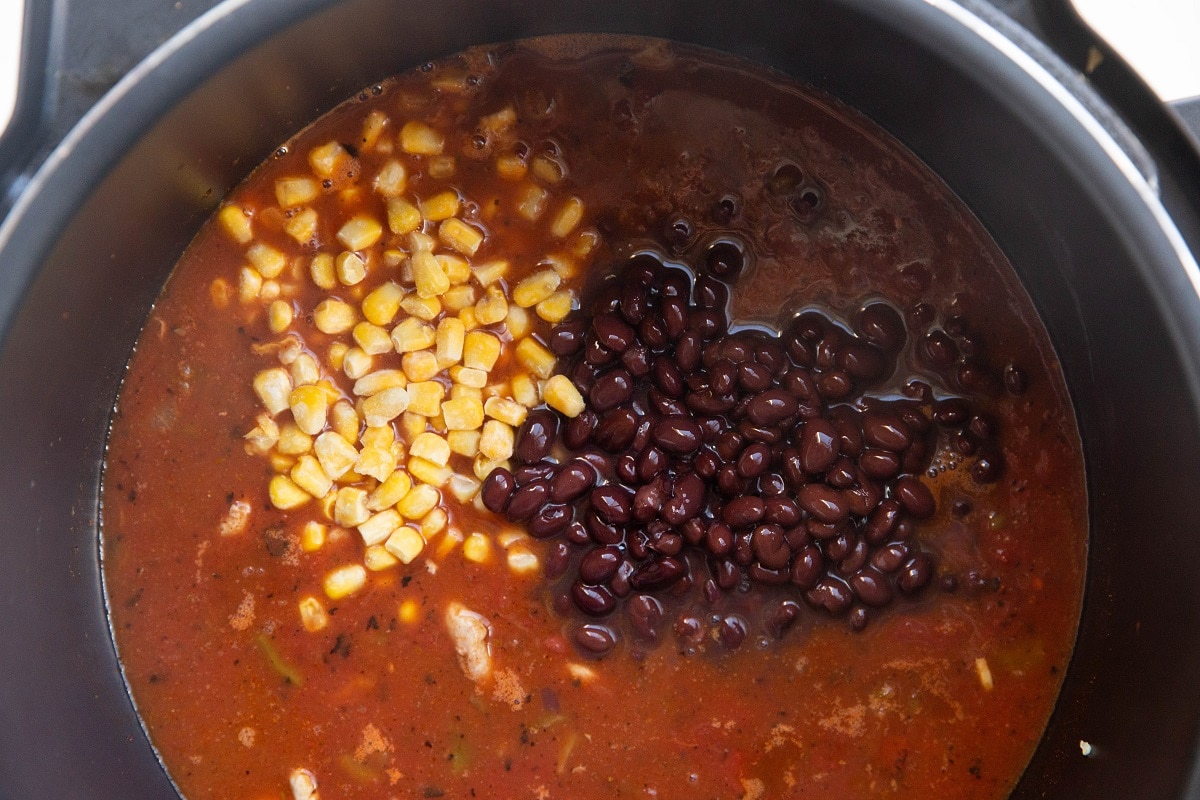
[440,255,472,286]
[410,432,451,466]
[209,277,230,308]
[361,281,404,326]
[337,215,383,252]
[513,269,561,308]
[389,318,435,354]
[342,347,373,380]
[400,411,427,441]
[449,366,487,389]
[438,218,484,256]
[276,176,320,208]
[531,155,565,185]
[550,196,584,238]
[336,251,367,286]
[247,243,287,279]
[330,400,359,443]
[472,260,509,286]
[270,452,297,473]
[516,183,549,221]
[400,294,441,321]
[400,350,439,382]
[352,321,393,356]
[356,445,397,482]
[299,596,329,632]
[408,456,451,487]
[239,266,263,302]
[505,305,531,339]
[386,197,421,235]
[408,230,436,254]
[402,381,443,418]
[218,205,253,243]
[396,484,440,520]
[441,284,477,312]
[447,429,481,458]
[334,486,371,527]
[353,369,407,397]
[479,420,515,461]
[360,425,395,450]
[421,507,449,539]
[269,474,310,510]
[361,108,389,149]
[472,455,510,482]
[410,250,449,299]
[516,337,556,379]
[484,396,528,427]
[441,396,485,431]
[285,207,319,243]
[430,319,464,367]
[364,544,399,572]
[398,599,420,624]
[507,546,540,575]
[374,160,407,196]
[543,374,585,417]
[358,509,402,546]
[473,285,508,326]
[323,564,367,600]
[462,331,501,371]
[309,141,348,179]
[384,526,425,564]
[313,298,358,334]
[435,527,465,559]
[510,373,539,408]
[310,253,337,289]
[253,368,293,415]
[300,521,327,552]
[291,454,333,497]
[536,290,574,323]
[450,385,482,402]
[368,470,412,511]
[314,430,358,479]
[400,121,444,155]
[361,387,410,427]
[244,413,280,455]
[318,491,337,521]
[542,252,578,280]
[289,385,328,435]
[462,533,492,564]
[260,279,281,302]
[495,153,527,180]
[445,475,480,506]
[458,306,479,331]
[275,422,312,456]
[428,155,456,178]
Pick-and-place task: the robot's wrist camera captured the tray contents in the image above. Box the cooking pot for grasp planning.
[2,0,1200,797]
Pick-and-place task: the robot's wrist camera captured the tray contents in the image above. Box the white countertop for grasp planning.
[0,0,1196,144]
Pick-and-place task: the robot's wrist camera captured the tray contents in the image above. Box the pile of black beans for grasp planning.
[481,246,1006,657]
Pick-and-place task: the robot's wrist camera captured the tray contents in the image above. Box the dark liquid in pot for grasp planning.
[101,37,1086,800]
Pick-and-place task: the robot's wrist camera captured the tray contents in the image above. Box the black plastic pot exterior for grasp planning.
[2,1,1199,798]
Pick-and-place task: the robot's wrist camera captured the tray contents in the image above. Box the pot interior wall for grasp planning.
[1,0,1198,797]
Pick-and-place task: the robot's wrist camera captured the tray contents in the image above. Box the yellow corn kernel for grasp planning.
[441,284,477,313]
[396,484,440,520]
[435,527,465,559]
[276,176,320,208]
[416,190,458,222]
[441,396,485,431]
[263,300,292,334]
[316,378,342,404]
[472,260,509,286]
[400,121,444,155]
[550,196,584,238]
[511,373,539,408]
[458,306,480,332]
[361,387,410,427]
[299,596,329,632]
[462,533,492,564]
[516,337,556,379]
[309,140,348,179]
[472,455,509,482]
[336,251,367,286]
[374,160,407,196]
[428,155,456,178]
[314,430,359,479]
[386,197,421,235]
[438,218,484,256]
[270,452,296,473]
[361,281,404,326]
[400,294,441,321]
[411,250,449,299]
[400,411,427,441]
[450,365,488,389]
[254,367,293,415]
[353,369,406,397]
[285,207,319,244]
[406,230,435,254]
[360,424,395,450]
[512,269,561,308]
[479,420,515,461]
[389,318,436,354]
[536,290,574,323]
[361,108,389,149]
[506,544,540,575]
[462,331,501,372]
[544,374,585,418]
[420,508,448,539]
[401,350,440,383]
[291,454,333,498]
[479,105,516,136]
[398,599,420,624]
[384,526,425,564]
[356,445,397,482]
[410,432,451,466]
[516,183,549,221]
[342,347,373,380]
[433,318,465,367]
[337,215,383,252]
[260,278,282,302]
[334,486,371,528]
[408,456,451,487]
[288,353,318,388]
[289,385,328,436]
[351,321,393,356]
[317,491,337,521]
[300,521,327,552]
[484,396,527,427]
[542,252,578,280]
[364,544,399,572]
[358,509,402,546]
[496,529,528,549]
[495,153,527,181]
[276,422,313,455]
[406,381,446,418]
[313,298,358,334]
[368,470,412,511]
[440,255,472,286]
[247,243,287,279]
[238,266,263,302]
[447,474,482,505]
[309,253,337,289]
[244,413,280,455]
[450,385,483,402]
[330,400,359,443]
[473,285,508,325]
[447,429,481,458]
[570,228,601,258]
[531,155,565,184]
[209,277,231,309]
[505,305,532,339]
[218,205,253,243]
[268,474,310,510]
[323,564,367,600]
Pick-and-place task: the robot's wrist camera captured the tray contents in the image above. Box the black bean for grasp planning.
[529,503,572,538]
[481,468,515,513]
[590,281,621,314]
[864,499,903,545]
[736,443,771,479]
[633,480,666,522]
[722,496,766,527]
[893,475,935,519]
[573,624,617,655]
[897,553,934,594]
[516,410,559,462]
[693,274,729,310]
[752,524,791,570]
[621,343,651,377]
[662,296,688,340]
[681,518,706,545]
[589,368,634,412]
[859,448,900,480]
[805,577,853,616]
[705,522,734,556]
[849,568,893,607]
[650,531,684,556]
[676,330,703,372]
[507,480,549,521]
[816,370,853,399]
[616,453,638,483]
[584,335,618,366]
[585,512,623,545]
[711,360,736,395]
[746,388,798,426]
[593,407,639,451]
[663,472,705,525]
[549,319,587,355]
[799,418,839,473]
[719,615,749,649]
[919,330,958,367]
[957,361,1002,397]
[763,496,800,526]
[544,540,572,579]
[1004,363,1029,395]
[830,410,864,456]
[844,478,882,517]
[653,358,684,397]
[675,614,704,644]
[861,412,912,452]
[848,607,869,631]
[716,464,744,496]
[856,303,906,353]
[686,389,736,415]
[871,542,911,573]
[627,594,664,642]
[765,599,803,638]
[639,317,668,350]
[790,544,824,589]
[706,240,745,278]
[591,485,633,524]
[514,463,556,485]
[713,558,741,590]
[694,448,721,479]
[629,557,687,589]
[572,582,616,616]
[933,397,971,426]
[593,312,636,353]
[652,415,703,454]
[564,520,590,546]
[610,559,634,597]
[579,545,623,584]
[738,362,773,392]
[840,342,887,382]
[564,409,597,450]
[797,484,848,524]
[551,460,596,503]
[758,472,787,496]
[968,414,994,440]
[620,283,651,325]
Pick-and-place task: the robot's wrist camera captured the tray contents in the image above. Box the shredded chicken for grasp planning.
[444,602,492,684]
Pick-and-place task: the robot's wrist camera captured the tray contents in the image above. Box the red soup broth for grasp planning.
[102,37,1086,800]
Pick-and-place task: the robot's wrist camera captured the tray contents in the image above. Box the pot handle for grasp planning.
[0,0,61,221]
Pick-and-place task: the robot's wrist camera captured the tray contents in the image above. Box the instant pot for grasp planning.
[2,0,1199,797]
